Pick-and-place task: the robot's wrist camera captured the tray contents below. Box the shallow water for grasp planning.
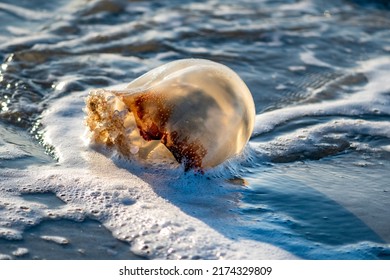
[1,0,390,259]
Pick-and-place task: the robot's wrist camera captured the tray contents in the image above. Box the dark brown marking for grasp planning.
[164,131,207,171]
[118,90,208,171]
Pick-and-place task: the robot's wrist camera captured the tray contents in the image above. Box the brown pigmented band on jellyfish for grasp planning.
[85,59,255,171]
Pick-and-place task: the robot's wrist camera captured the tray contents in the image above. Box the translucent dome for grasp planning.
[85,59,255,171]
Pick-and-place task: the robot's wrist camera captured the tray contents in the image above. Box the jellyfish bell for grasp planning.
[85,59,255,171]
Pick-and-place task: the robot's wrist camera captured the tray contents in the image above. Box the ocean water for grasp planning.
[1,0,390,260]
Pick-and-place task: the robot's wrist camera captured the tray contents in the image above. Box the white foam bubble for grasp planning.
[0,254,12,260]
[299,48,333,68]
[41,235,69,245]
[12,247,29,257]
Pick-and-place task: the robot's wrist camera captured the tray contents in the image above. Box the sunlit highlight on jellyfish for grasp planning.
[85,59,255,171]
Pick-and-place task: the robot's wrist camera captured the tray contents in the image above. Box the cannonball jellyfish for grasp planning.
[85,59,255,171]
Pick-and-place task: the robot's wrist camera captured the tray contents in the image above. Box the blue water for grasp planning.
[1,0,390,259]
